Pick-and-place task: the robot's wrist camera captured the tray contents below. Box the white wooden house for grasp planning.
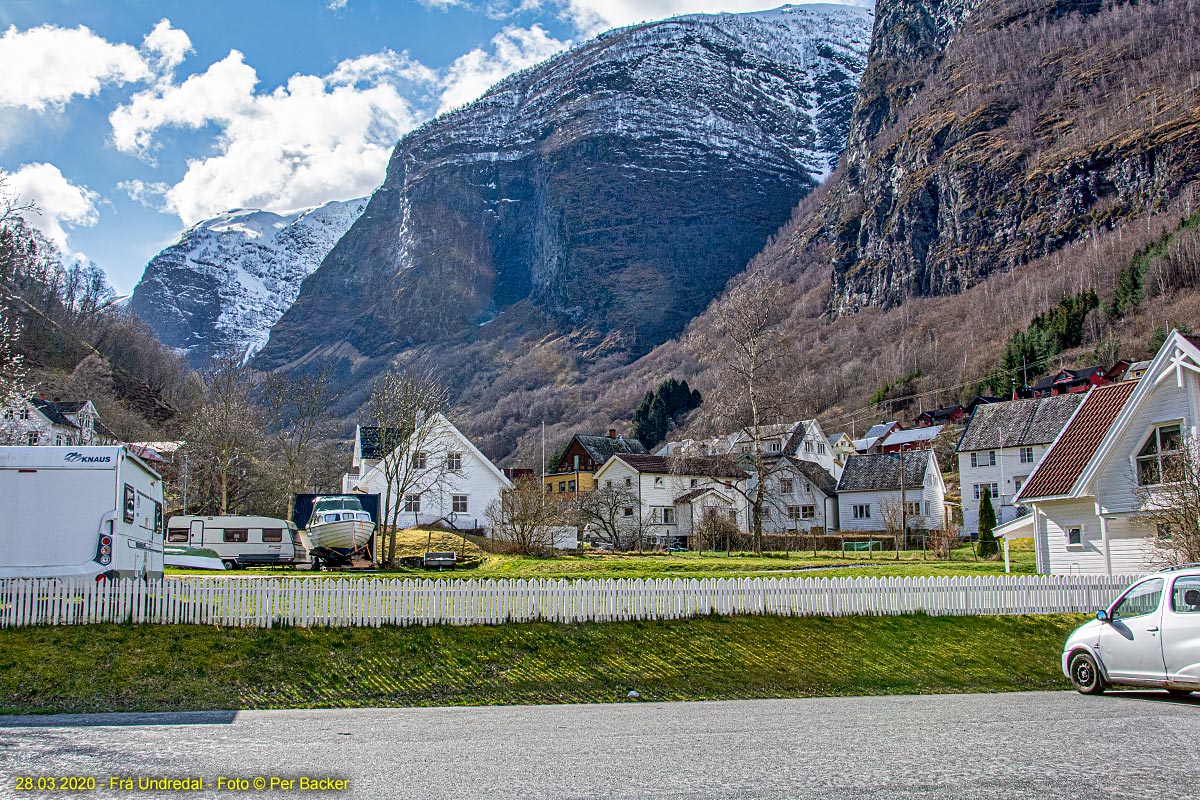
[955,394,1084,536]
[591,453,749,547]
[343,414,512,532]
[1000,330,1200,575]
[755,457,840,533]
[0,398,117,446]
[826,432,856,466]
[835,451,946,533]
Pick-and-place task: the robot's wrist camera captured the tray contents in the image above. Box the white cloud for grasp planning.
[116,179,171,209]
[327,0,349,10]
[110,50,438,225]
[0,24,149,111]
[142,19,193,77]
[3,163,100,254]
[438,25,568,114]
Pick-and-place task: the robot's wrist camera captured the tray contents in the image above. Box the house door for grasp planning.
[189,519,205,547]
[1099,577,1167,682]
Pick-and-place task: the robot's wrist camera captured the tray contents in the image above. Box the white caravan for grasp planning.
[0,446,164,580]
[166,515,303,569]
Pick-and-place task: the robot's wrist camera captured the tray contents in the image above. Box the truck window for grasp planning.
[262,528,283,542]
[223,528,248,543]
[167,529,188,543]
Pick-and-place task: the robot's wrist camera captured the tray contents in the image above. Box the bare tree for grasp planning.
[688,272,800,553]
[259,367,343,518]
[573,483,652,551]
[486,476,572,555]
[0,293,28,443]
[183,354,264,515]
[1136,435,1200,567]
[363,367,452,566]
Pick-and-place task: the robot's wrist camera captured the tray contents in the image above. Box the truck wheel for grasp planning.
[1069,652,1106,695]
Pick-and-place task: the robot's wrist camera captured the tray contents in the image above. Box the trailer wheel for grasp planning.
[222,559,236,571]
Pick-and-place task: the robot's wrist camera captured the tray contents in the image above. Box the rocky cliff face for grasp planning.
[254,5,872,373]
[812,0,1200,311]
[129,199,366,367]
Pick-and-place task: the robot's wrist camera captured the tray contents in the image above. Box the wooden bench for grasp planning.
[423,551,457,570]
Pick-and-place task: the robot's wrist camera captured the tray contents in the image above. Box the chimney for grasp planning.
[608,429,617,439]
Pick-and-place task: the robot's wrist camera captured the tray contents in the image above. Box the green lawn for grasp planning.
[168,530,1036,581]
[0,613,1081,715]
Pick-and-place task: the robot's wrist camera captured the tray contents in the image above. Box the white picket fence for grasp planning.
[0,574,1140,629]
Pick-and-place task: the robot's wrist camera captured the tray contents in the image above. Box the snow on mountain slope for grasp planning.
[256,4,873,376]
[128,198,367,367]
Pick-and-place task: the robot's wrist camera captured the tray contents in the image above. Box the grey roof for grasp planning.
[30,399,79,428]
[783,457,839,496]
[956,394,1084,452]
[879,426,943,446]
[574,434,647,464]
[616,453,749,479]
[836,453,932,493]
[359,426,407,460]
[864,422,897,441]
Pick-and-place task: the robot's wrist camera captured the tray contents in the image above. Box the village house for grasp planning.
[0,397,118,447]
[916,405,966,428]
[754,457,839,533]
[1029,365,1113,397]
[955,394,1084,537]
[591,453,749,548]
[826,432,856,466]
[727,419,841,475]
[852,421,901,454]
[878,425,943,453]
[998,330,1200,575]
[343,413,512,532]
[835,451,947,533]
[543,430,646,499]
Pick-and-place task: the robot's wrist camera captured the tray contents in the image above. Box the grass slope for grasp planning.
[0,614,1081,715]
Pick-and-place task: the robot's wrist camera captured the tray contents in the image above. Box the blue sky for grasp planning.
[0,1,871,294]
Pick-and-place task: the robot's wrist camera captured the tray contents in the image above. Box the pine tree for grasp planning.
[978,486,998,558]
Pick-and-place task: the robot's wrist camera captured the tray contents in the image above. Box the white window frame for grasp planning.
[1066,526,1083,547]
[779,478,794,495]
[801,505,816,520]
[411,451,428,470]
[404,494,421,513]
[451,495,468,514]
[852,504,871,520]
[446,452,463,472]
[1133,421,1184,487]
[1019,446,1035,464]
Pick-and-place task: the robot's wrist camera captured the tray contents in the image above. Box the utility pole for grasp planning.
[897,447,905,561]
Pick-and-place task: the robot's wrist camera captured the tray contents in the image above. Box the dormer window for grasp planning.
[1136,424,1182,486]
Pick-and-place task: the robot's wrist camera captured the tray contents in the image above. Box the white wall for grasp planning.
[757,468,834,533]
[837,488,938,533]
[958,445,1050,536]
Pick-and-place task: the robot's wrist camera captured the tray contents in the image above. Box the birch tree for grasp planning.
[259,367,342,518]
[366,367,452,566]
[688,272,799,553]
[0,294,28,443]
[183,354,263,515]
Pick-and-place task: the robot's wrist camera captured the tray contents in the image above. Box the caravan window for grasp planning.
[262,528,283,543]
[223,528,248,543]
[167,529,188,543]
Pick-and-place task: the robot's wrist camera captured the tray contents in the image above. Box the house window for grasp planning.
[1136,424,1182,486]
[740,444,751,453]
[770,441,782,453]
[606,479,613,488]
[223,528,248,543]
[567,480,576,493]
[446,452,463,471]
[262,529,283,543]
[1,408,11,419]
[970,451,997,468]
[906,502,921,517]
[19,408,29,420]
[760,507,772,519]
[1157,523,1173,541]
[558,481,566,492]
[623,507,634,517]
[662,507,676,525]
[780,479,794,494]
[924,501,931,516]
[804,441,813,453]
[55,434,63,445]
[625,477,632,487]
[654,476,664,487]
[973,483,999,501]
[1066,526,1082,546]
[452,495,468,514]
[404,494,421,513]
[787,506,801,521]
[690,478,698,488]
[411,451,428,469]
[25,431,38,446]
[818,443,827,454]
[1019,446,1035,464]
[852,504,871,520]
[573,454,580,471]
[801,505,816,519]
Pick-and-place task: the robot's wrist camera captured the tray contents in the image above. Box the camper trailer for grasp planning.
[0,446,165,580]
[166,515,304,569]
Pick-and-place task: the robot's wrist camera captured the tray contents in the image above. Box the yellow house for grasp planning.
[543,430,647,499]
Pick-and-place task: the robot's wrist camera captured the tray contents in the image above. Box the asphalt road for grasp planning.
[1,691,1198,800]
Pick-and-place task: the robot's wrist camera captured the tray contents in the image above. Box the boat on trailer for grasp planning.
[306,496,375,554]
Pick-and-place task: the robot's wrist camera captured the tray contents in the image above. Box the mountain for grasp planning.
[129,198,367,367]
[254,5,873,374]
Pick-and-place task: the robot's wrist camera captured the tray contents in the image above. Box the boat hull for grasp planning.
[307,519,374,553]
[165,547,227,571]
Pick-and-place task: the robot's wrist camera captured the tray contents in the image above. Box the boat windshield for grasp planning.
[314,497,365,514]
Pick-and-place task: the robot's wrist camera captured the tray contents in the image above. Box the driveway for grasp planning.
[1,691,1197,799]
